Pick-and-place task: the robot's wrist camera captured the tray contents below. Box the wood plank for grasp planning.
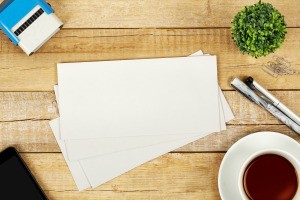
[15,152,223,200]
[1,91,299,123]
[46,0,299,28]
[176,125,300,152]
[0,92,57,121]
[45,191,214,200]
[0,0,297,28]
[1,121,297,153]
[227,91,300,125]
[0,120,59,152]
[1,28,299,91]
[1,91,299,152]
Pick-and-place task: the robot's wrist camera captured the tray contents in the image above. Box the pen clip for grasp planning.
[245,76,275,104]
[260,95,273,104]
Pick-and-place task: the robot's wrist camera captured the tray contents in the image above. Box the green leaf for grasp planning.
[231,1,287,58]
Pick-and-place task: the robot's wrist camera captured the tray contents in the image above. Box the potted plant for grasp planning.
[231,1,287,58]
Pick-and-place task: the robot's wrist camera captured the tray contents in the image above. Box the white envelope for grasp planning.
[50,51,234,190]
[58,56,220,139]
[55,52,233,161]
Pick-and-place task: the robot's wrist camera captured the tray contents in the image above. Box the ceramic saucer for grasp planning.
[218,132,300,200]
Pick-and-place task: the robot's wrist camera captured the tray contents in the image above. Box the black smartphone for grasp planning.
[0,147,48,200]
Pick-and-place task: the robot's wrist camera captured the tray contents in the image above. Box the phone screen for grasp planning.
[0,148,48,199]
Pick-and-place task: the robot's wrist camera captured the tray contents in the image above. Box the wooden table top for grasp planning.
[0,0,299,199]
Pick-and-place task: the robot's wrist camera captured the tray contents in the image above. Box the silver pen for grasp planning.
[231,78,300,134]
[246,76,300,126]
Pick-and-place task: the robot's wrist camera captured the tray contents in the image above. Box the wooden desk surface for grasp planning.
[0,0,299,199]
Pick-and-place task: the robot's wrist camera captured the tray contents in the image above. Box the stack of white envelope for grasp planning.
[49,50,234,191]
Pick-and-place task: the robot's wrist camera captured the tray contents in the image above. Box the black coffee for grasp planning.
[243,154,298,200]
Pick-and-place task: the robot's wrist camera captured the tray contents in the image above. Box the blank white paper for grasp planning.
[49,121,217,188]
[50,97,233,188]
[58,56,219,139]
[54,86,230,161]
[49,87,233,189]
[50,51,234,190]
[49,118,91,191]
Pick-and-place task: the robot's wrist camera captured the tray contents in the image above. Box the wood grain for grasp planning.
[47,0,300,28]
[1,91,299,153]
[1,91,299,123]
[176,125,300,152]
[45,191,219,200]
[0,92,57,121]
[16,152,223,200]
[1,28,299,91]
[1,122,297,153]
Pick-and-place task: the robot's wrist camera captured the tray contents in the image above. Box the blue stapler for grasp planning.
[0,0,63,55]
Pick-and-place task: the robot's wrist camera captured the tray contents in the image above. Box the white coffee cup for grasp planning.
[238,149,300,200]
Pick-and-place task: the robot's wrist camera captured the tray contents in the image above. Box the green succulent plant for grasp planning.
[231,0,287,58]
